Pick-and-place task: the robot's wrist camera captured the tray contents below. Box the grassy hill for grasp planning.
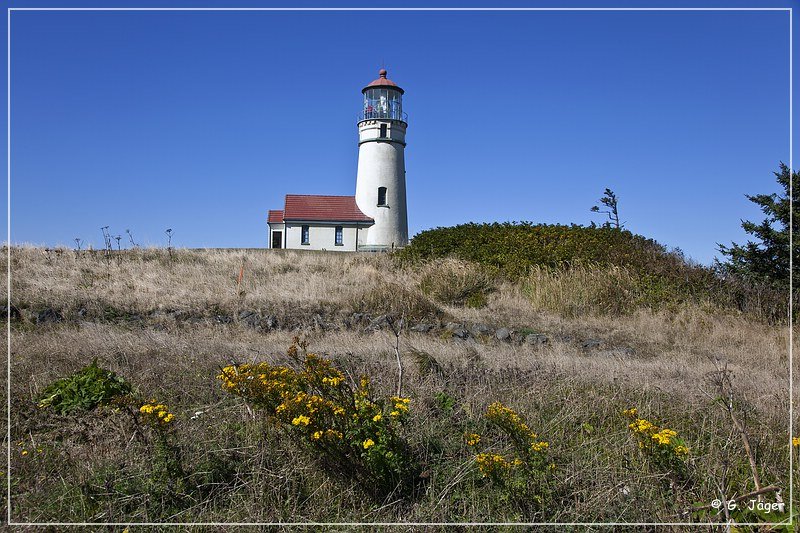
[4,244,793,526]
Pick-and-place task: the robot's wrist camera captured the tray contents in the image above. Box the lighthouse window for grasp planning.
[335,226,343,245]
[378,187,387,206]
[301,225,310,245]
[380,124,387,138]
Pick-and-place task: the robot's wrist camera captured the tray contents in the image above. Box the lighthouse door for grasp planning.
[271,231,282,249]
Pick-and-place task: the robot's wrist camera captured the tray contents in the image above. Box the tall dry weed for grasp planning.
[417,258,495,308]
[522,263,640,317]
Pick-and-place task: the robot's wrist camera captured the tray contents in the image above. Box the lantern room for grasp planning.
[361,69,406,122]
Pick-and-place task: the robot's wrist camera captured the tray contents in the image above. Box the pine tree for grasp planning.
[590,188,622,229]
[717,162,799,290]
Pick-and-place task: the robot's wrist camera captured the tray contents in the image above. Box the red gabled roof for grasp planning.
[282,194,373,223]
[267,209,284,224]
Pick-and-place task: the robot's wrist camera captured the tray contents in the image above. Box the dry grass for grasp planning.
[4,246,795,526]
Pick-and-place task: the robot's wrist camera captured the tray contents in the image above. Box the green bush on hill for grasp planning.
[399,223,676,276]
[399,222,786,321]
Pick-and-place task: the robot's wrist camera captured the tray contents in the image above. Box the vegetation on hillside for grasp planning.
[6,246,792,526]
[400,222,787,322]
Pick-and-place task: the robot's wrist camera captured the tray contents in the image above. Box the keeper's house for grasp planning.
[267,194,374,252]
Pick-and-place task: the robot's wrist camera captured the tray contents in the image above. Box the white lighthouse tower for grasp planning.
[355,69,409,250]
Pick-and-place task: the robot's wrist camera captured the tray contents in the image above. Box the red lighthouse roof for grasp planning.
[363,68,404,94]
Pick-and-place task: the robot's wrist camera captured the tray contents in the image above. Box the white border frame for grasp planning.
[5,5,794,528]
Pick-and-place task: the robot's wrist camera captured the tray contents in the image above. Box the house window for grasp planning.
[301,225,310,245]
[377,187,387,206]
[335,226,343,246]
[380,124,387,138]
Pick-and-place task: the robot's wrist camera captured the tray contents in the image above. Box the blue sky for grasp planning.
[4,1,797,264]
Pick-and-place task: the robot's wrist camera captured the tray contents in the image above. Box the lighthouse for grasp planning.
[266,69,409,252]
[354,69,409,250]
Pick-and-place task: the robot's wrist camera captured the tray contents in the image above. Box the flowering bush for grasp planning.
[467,401,554,511]
[623,407,689,473]
[135,398,184,496]
[217,338,418,498]
[139,400,175,427]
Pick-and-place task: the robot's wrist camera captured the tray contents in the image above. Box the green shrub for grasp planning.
[400,222,671,277]
[38,359,132,414]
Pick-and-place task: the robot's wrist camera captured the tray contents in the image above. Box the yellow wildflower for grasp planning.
[630,418,654,433]
[475,453,509,477]
[793,437,800,448]
[312,431,323,440]
[373,414,382,422]
[363,439,375,449]
[530,441,549,452]
[465,433,481,446]
[623,407,637,418]
[292,415,310,426]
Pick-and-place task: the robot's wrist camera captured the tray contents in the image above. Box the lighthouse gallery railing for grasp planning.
[357,110,408,123]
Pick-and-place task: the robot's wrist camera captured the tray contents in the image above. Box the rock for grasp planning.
[524,333,548,345]
[410,323,434,333]
[0,304,21,321]
[367,314,388,330]
[238,311,260,328]
[260,315,278,330]
[453,328,469,339]
[470,323,492,336]
[36,308,63,325]
[495,327,512,341]
[312,313,327,330]
[214,314,232,324]
[582,338,602,350]
[444,322,469,339]
[351,312,367,324]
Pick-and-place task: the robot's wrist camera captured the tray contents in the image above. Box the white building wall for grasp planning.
[267,225,284,249]
[354,120,408,249]
[283,223,365,252]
